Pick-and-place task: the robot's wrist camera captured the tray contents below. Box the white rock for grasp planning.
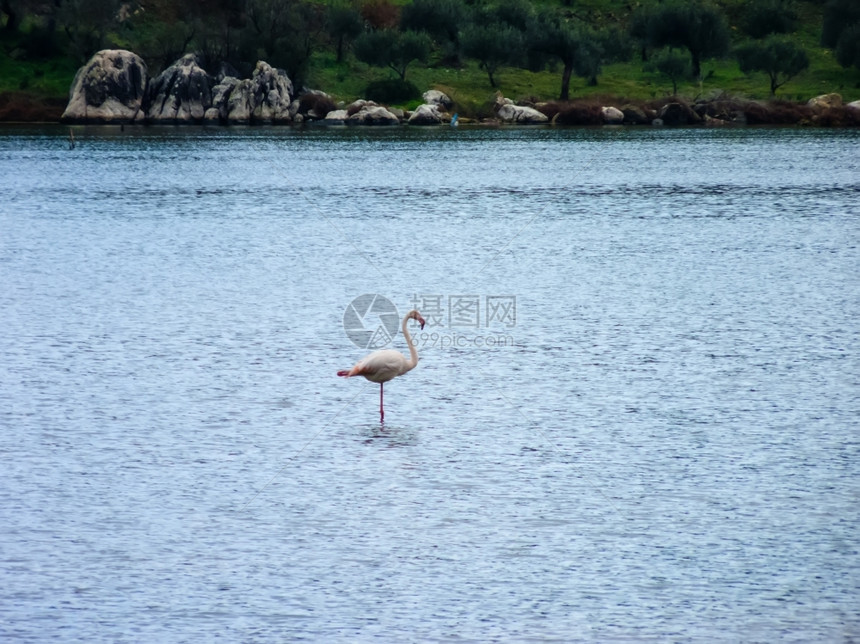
[602,106,624,125]
[347,105,400,125]
[496,103,548,124]
[408,104,444,125]
[61,49,148,123]
[807,93,842,110]
[423,90,453,110]
[321,109,349,125]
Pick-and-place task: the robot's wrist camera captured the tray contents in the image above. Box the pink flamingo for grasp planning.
[337,309,425,422]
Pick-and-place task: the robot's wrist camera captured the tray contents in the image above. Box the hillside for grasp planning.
[1,0,858,121]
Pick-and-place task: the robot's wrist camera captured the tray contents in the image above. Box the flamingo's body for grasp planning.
[338,309,425,422]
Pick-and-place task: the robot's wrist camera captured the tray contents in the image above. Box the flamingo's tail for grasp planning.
[336,370,351,377]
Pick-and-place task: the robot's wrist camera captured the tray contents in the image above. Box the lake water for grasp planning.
[1,124,858,642]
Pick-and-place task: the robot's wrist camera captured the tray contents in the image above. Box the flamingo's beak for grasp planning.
[418,315,426,330]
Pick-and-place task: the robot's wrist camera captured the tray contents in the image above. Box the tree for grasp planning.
[1,0,23,32]
[461,23,523,88]
[736,35,809,95]
[58,0,122,61]
[821,0,860,48]
[491,0,535,33]
[528,14,611,99]
[632,2,730,78]
[646,47,691,95]
[353,29,431,80]
[244,0,323,84]
[835,23,860,70]
[327,4,363,63]
[400,0,464,61]
[742,0,798,39]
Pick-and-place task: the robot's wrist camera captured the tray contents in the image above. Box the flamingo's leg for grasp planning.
[380,383,384,422]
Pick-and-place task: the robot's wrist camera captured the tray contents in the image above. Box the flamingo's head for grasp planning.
[408,309,426,330]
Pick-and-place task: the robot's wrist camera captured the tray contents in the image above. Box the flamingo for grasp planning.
[337,309,425,422]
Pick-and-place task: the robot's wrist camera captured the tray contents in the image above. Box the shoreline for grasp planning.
[3,91,859,129]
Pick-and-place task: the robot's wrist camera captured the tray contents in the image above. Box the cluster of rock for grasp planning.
[503,92,860,127]
[60,49,461,127]
[63,50,295,125]
[62,49,860,128]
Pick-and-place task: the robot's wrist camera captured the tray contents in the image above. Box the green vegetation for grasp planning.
[1,0,859,121]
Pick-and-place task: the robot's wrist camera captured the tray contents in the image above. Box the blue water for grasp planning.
[1,124,858,642]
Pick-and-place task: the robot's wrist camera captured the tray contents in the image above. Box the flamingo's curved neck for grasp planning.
[402,315,419,372]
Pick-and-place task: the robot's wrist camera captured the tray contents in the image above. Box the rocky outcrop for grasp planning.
[61,49,148,123]
[601,106,624,125]
[249,61,293,124]
[408,103,445,125]
[146,54,213,123]
[62,51,294,125]
[226,79,254,124]
[847,100,860,112]
[204,76,240,124]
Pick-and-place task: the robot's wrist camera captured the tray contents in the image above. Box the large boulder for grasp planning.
[493,93,547,124]
[423,89,453,111]
[807,93,842,110]
[61,49,148,123]
[497,102,549,124]
[321,109,349,125]
[146,54,213,123]
[408,103,445,125]
[347,104,400,125]
[249,61,293,124]
[620,104,652,125]
[601,106,624,125]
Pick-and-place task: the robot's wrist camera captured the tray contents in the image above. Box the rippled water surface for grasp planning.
[1,124,859,642]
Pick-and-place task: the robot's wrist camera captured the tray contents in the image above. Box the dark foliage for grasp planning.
[814,106,860,126]
[327,5,364,63]
[361,0,399,30]
[835,23,860,70]
[821,0,860,48]
[364,78,419,103]
[631,2,730,78]
[298,92,336,117]
[551,101,604,125]
[743,100,812,124]
[742,0,798,39]
[0,91,65,121]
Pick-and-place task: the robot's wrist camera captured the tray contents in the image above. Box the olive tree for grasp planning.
[353,29,431,81]
[735,35,809,95]
[461,23,524,88]
[632,2,730,78]
[646,47,691,95]
[327,5,363,63]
